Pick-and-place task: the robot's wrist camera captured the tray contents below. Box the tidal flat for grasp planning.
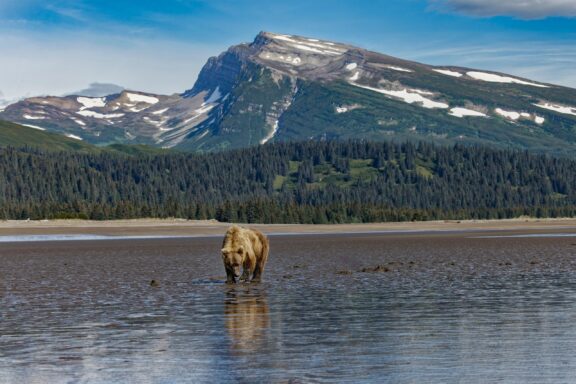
[1,228,576,383]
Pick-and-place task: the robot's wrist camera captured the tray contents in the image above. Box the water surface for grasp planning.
[1,232,576,383]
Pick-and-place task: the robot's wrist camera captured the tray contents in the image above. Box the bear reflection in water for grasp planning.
[224,286,270,354]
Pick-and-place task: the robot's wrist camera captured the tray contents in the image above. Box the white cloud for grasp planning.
[65,83,125,97]
[430,0,576,19]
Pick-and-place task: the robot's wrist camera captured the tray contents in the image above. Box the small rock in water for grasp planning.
[150,279,160,287]
[360,265,390,273]
[336,270,353,275]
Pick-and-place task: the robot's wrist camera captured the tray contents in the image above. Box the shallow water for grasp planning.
[1,232,576,383]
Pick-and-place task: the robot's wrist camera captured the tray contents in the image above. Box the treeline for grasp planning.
[0,141,575,223]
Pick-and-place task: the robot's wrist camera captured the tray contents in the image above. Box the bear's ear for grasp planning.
[221,248,229,255]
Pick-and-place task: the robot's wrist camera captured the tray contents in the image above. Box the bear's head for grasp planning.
[222,246,245,278]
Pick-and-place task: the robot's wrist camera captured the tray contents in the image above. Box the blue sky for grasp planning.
[1,0,575,102]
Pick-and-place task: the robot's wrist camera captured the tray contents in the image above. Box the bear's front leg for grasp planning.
[240,258,254,282]
[225,266,236,284]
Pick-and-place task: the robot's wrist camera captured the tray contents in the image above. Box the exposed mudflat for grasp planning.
[1,217,576,237]
[1,230,576,382]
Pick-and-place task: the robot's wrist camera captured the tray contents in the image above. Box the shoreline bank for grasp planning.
[0,217,575,237]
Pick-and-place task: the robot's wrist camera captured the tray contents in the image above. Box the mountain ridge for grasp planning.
[1,31,576,154]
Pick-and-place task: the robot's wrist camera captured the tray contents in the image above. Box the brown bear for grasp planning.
[221,225,269,283]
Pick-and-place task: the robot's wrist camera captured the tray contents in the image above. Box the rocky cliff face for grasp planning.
[2,31,576,154]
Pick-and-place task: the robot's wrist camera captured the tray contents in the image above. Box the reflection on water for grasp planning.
[224,286,269,356]
[1,233,576,383]
[0,234,195,242]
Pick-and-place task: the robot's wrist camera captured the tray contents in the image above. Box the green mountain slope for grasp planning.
[0,120,173,155]
[0,120,97,152]
[277,80,573,154]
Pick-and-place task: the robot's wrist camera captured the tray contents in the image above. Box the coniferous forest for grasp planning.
[1,140,575,223]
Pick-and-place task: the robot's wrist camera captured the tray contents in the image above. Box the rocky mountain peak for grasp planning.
[1,31,575,154]
[248,32,356,81]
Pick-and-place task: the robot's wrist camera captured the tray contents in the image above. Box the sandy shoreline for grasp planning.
[0,217,575,237]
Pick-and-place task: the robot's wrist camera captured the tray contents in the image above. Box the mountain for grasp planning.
[0,120,97,152]
[2,32,576,154]
[0,119,175,156]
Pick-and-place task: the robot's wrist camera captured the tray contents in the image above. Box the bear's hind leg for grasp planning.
[252,259,266,282]
[252,265,262,282]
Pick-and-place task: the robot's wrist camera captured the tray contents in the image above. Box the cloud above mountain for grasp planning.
[65,82,125,97]
[430,0,576,19]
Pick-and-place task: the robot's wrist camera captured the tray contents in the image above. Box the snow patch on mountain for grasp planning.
[345,63,358,71]
[495,108,546,124]
[335,104,361,114]
[534,102,576,116]
[203,87,222,105]
[449,107,487,118]
[77,97,106,110]
[22,124,46,131]
[260,120,279,144]
[23,114,45,120]
[129,106,150,113]
[261,52,302,66]
[349,72,360,81]
[467,72,549,88]
[292,44,341,55]
[65,134,83,140]
[126,93,159,104]
[386,66,413,73]
[433,69,463,78]
[152,108,169,115]
[77,110,125,119]
[411,89,434,96]
[71,118,86,126]
[534,116,545,124]
[183,114,202,125]
[351,83,449,109]
[270,34,295,43]
[143,116,165,127]
[193,105,215,116]
[495,108,522,120]
[268,33,346,56]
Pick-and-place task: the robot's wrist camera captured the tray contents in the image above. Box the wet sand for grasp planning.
[1,230,575,287]
[1,217,576,238]
[2,231,576,382]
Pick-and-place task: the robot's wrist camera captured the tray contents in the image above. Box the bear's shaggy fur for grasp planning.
[221,225,269,283]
